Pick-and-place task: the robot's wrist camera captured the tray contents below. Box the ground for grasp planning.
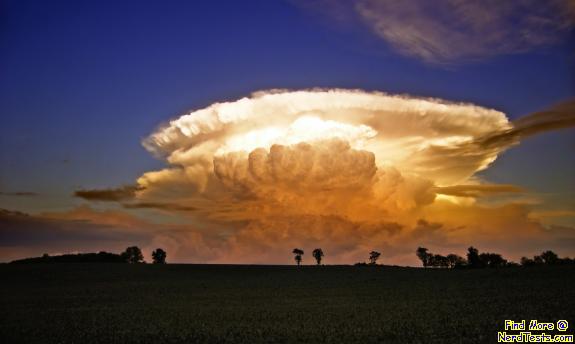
[0,264,573,343]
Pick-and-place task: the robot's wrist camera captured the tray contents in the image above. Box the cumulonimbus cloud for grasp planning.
[135,89,511,225]
[69,89,574,264]
[143,89,511,187]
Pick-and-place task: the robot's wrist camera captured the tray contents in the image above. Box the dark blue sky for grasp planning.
[1,0,573,214]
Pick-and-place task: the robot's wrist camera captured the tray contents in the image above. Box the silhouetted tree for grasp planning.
[312,248,324,265]
[467,246,482,268]
[478,253,489,267]
[427,253,437,268]
[479,253,507,267]
[416,247,431,268]
[431,254,449,268]
[446,254,466,268]
[369,251,381,265]
[292,248,304,266]
[440,255,450,268]
[427,254,435,267]
[415,246,510,269]
[540,250,558,265]
[533,255,544,265]
[520,256,535,266]
[122,246,144,264]
[152,248,167,264]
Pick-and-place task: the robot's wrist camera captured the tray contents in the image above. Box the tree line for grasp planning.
[416,246,574,268]
[10,245,573,267]
[290,246,573,268]
[10,246,167,264]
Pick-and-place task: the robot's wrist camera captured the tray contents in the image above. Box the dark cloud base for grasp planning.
[74,185,143,202]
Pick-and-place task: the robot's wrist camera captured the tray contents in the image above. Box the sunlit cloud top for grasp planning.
[144,89,511,186]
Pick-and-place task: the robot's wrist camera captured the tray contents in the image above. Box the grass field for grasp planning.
[0,264,573,343]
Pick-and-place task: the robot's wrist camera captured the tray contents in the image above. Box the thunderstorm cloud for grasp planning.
[81,89,573,264]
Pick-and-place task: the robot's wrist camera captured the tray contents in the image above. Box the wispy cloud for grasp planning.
[434,184,524,198]
[295,0,575,64]
[476,98,575,150]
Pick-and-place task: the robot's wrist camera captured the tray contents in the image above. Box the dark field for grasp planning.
[1,264,574,343]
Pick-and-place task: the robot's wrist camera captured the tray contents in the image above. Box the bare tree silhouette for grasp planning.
[369,251,381,265]
[312,248,324,265]
[292,248,304,266]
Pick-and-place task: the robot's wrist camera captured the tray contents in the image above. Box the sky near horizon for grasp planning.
[1,0,574,265]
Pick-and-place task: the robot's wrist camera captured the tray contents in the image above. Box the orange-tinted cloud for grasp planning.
[128,90,574,264]
[434,184,524,198]
[21,89,574,265]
